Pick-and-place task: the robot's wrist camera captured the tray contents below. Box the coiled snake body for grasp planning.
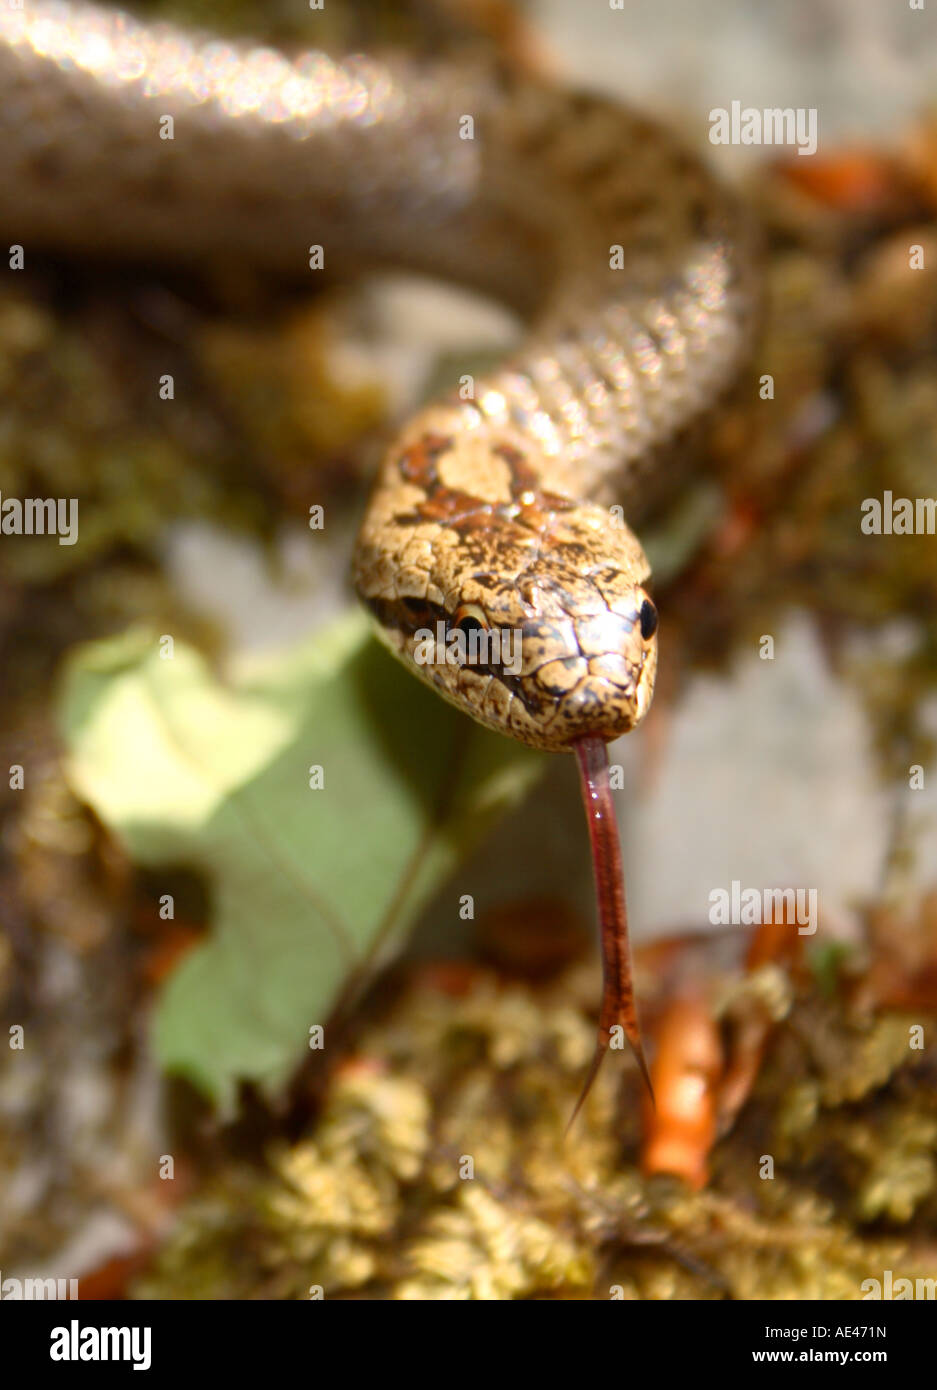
[0,2,758,1114]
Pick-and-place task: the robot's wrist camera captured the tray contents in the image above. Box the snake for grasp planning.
[0,1,758,1118]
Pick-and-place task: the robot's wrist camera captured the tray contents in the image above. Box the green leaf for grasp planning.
[58,615,544,1112]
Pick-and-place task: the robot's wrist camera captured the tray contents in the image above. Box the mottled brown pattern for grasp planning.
[355,401,665,751]
[396,434,454,489]
[398,434,581,547]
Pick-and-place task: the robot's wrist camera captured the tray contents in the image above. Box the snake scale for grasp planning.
[0,2,758,1116]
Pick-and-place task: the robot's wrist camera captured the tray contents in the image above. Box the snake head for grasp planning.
[442,497,658,750]
[504,558,659,751]
[354,419,658,753]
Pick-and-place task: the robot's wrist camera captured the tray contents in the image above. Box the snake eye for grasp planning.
[638,598,658,640]
[452,603,489,636]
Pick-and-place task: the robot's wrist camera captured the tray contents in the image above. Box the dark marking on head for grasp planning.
[397,433,453,488]
[363,591,550,719]
[395,432,581,552]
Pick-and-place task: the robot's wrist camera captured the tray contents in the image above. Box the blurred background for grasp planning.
[1,0,936,1300]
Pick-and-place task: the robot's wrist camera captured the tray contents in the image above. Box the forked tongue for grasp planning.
[567,735,653,1134]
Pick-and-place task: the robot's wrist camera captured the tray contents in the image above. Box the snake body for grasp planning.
[0,1,757,752]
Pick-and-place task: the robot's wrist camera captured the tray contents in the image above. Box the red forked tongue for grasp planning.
[568,736,654,1133]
